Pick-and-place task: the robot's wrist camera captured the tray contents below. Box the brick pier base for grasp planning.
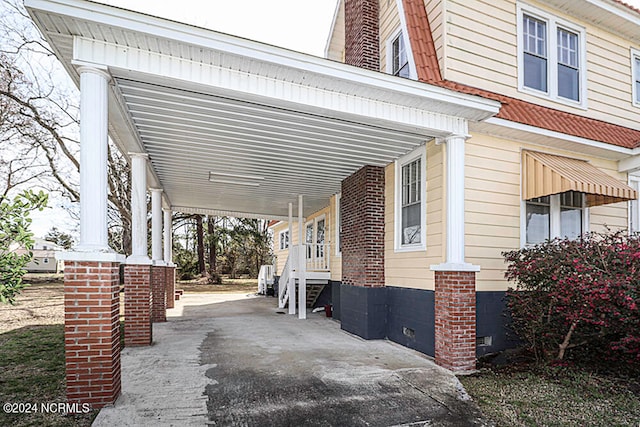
[434,270,477,372]
[124,264,152,346]
[151,265,166,322]
[64,261,121,408]
[165,266,175,309]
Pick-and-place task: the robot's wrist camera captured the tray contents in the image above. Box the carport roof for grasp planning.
[26,0,499,220]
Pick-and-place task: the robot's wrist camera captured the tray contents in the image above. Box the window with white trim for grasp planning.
[395,146,426,251]
[632,49,640,106]
[524,191,586,245]
[390,31,409,78]
[518,4,586,106]
[278,230,289,250]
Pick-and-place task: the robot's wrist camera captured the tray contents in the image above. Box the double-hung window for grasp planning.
[524,191,585,245]
[390,31,410,78]
[632,49,640,107]
[395,146,426,251]
[518,4,586,106]
[278,230,289,250]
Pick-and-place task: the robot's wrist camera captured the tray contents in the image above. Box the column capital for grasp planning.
[149,188,163,193]
[445,133,470,142]
[76,64,111,81]
[129,152,149,160]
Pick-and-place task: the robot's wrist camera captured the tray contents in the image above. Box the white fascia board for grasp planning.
[583,0,640,26]
[484,117,635,156]
[27,0,499,122]
[619,155,640,173]
[72,37,473,137]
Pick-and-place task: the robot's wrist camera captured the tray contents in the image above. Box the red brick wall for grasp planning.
[434,271,476,372]
[344,0,379,71]
[124,264,152,346]
[341,165,385,287]
[64,261,121,408]
[165,266,175,309]
[151,266,166,323]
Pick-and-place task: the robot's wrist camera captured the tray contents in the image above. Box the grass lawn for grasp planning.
[459,364,640,426]
[0,325,98,427]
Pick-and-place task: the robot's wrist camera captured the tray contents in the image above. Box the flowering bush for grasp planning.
[504,230,639,366]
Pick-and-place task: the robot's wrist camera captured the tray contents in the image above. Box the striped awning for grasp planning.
[522,150,637,207]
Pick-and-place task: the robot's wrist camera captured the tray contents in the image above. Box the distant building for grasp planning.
[13,238,65,273]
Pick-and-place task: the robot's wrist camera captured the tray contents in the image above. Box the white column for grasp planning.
[163,209,173,265]
[76,66,111,253]
[287,202,298,314]
[127,153,151,264]
[298,194,306,320]
[288,203,293,255]
[150,189,164,264]
[446,135,466,265]
[431,134,479,272]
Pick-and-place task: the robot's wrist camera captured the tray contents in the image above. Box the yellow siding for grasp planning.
[385,142,443,290]
[442,0,640,129]
[325,0,345,61]
[271,221,293,275]
[465,133,629,292]
[424,0,445,74]
[329,194,343,281]
[270,204,340,279]
[379,0,401,73]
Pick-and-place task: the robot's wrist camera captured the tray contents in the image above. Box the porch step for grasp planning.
[306,284,325,308]
[283,283,326,309]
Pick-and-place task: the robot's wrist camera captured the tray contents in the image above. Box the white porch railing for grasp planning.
[277,251,292,308]
[274,243,331,311]
[258,264,274,294]
[305,243,330,272]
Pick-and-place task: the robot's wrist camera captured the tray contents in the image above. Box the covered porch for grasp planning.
[26,0,499,407]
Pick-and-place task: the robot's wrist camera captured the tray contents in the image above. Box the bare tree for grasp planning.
[0,0,133,253]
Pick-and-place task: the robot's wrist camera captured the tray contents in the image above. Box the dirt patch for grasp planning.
[0,282,65,334]
[177,277,258,294]
[0,276,259,334]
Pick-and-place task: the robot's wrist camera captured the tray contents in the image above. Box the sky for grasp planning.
[100,0,339,57]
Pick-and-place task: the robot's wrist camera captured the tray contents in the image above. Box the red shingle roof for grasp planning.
[401,0,640,149]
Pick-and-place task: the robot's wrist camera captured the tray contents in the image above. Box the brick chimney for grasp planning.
[344,0,379,71]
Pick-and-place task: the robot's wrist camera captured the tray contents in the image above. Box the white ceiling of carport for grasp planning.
[26,0,500,220]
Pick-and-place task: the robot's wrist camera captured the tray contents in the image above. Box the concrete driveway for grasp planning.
[93,293,488,427]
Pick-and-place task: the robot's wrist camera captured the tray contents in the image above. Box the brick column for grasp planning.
[165,266,175,309]
[340,165,386,339]
[151,265,166,322]
[341,165,385,288]
[64,261,121,408]
[124,264,152,346]
[434,270,476,372]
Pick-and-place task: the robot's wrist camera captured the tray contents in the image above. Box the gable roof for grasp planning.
[401,0,640,149]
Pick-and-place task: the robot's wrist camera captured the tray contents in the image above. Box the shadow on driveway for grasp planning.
[189,295,488,427]
[93,293,488,426]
